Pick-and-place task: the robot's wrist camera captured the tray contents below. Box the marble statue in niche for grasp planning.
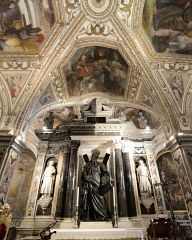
[40,160,56,198]
[135,157,155,214]
[80,149,111,221]
[136,158,152,196]
[37,159,57,215]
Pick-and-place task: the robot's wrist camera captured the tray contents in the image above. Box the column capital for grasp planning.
[71,140,80,150]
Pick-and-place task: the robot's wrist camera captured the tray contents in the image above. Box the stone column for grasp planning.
[123,152,137,216]
[64,140,80,218]
[26,141,48,216]
[115,148,128,217]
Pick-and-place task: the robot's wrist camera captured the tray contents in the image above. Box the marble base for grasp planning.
[51,228,144,240]
[17,215,166,239]
[80,221,113,229]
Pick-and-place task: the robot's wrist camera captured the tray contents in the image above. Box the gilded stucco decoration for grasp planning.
[65,0,80,25]
[81,0,116,19]
[76,22,119,41]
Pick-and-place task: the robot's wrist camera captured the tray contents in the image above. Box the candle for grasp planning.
[113,186,116,206]
[76,187,79,206]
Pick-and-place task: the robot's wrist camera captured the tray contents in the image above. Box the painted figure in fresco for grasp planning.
[81,149,111,221]
[40,160,56,198]
[136,158,152,196]
[170,74,184,100]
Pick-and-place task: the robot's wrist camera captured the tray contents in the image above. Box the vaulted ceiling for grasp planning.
[0,0,192,152]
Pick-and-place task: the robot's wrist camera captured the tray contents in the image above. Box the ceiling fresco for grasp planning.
[33,107,75,129]
[0,0,55,52]
[143,0,192,54]
[62,46,128,97]
[1,70,31,100]
[114,106,160,129]
[162,71,190,108]
[31,104,160,131]
[35,84,57,110]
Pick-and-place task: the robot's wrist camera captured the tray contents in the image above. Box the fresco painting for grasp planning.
[143,0,192,55]
[169,73,184,101]
[114,107,160,129]
[35,107,75,129]
[172,150,192,219]
[63,46,128,96]
[0,150,18,204]
[137,82,159,111]
[0,0,55,52]
[37,84,57,108]
[1,71,31,99]
[162,72,188,105]
[157,153,186,211]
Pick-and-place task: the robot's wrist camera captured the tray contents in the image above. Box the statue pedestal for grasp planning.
[80,221,113,229]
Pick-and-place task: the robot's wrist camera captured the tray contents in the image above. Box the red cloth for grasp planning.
[0,223,7,240]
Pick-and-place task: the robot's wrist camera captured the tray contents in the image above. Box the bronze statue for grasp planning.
[80,149,111,221]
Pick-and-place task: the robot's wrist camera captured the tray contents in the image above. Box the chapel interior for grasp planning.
[0,0,192,240]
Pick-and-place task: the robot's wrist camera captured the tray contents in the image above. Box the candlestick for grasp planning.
[76,187,79,206]
[113,186,116,206]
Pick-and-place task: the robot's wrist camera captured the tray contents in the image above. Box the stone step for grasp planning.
[51,228,145,240]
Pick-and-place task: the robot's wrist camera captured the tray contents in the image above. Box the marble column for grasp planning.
[123,152,137,216]
[64,140,80,218]
[115,148,128,217]
[53,148,70,217]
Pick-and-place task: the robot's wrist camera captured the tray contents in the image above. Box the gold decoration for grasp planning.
[120,0,133,16]
[0,203,12,238]
[65,0,79,10]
